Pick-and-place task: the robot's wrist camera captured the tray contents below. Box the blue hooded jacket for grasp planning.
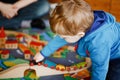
[41,11,120,80]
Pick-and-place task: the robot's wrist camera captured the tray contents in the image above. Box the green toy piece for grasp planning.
[3,59,29,67]
[64,76,78,80]
[29,47,36,55]
[46,31,55,38]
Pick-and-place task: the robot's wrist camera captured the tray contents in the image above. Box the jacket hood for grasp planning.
[84,11,116,39]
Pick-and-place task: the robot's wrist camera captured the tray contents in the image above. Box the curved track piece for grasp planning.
[0,58,91,79]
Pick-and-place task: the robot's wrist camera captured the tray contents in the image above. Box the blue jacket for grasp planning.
[41,11,120,80]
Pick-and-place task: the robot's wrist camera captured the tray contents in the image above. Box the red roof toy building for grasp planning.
[16,34,24,42]
[1,50,10,55]
[0,27,6,38]
[24,50,31,54]
[6,40,18,44]
[16,34,24,38]
[1,50,10,59]
[30,41,45,52]
[30,41,45,47]
[24,50,31,60]
[5,40,18,49]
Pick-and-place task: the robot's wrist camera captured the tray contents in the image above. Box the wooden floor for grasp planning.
[85,0,120,22]
[49,0,120,22]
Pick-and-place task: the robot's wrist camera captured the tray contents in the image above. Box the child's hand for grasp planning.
[33,52,44,62]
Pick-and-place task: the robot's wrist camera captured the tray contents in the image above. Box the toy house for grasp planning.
[24,50,31,60]
[30,41,44,52]
[1,50,10,59]
[32,35,38,40]
[18,43,34,56]
[5,40,18,49]
[16,34,24,42]
[0,27,6,48]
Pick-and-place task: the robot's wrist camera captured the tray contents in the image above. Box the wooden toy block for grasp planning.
[29,41,45,52]
[24,69,37,79]
[18,43,33,59]
[0,27,6,49]
[3,59,29,67]
[24,50,31,60]
[56,64,66,71]
[71,69,90,79]
[16,34,24,42]
[0,60,7,69]
[5,40,18,49]
[1,50,10,59]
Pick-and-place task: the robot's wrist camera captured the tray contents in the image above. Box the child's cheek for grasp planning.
[65,37,80,43]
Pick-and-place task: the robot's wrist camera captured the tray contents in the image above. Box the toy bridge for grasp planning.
[0,59,91,79]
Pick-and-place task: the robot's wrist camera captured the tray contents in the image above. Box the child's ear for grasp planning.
[78,32,85,37]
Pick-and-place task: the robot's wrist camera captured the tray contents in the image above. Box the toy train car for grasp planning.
[29,59,87,71]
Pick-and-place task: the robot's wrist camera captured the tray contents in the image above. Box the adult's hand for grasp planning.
[0,2,18,19]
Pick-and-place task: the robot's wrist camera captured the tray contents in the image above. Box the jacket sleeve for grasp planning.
[41,35,68,57]
[87,36,112,80]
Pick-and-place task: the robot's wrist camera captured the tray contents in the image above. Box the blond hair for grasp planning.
[50,0,94,36]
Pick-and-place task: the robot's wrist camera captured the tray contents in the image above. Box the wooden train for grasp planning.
[30,59,87,72]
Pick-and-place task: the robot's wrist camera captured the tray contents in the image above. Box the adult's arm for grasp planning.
[13,0,38,10]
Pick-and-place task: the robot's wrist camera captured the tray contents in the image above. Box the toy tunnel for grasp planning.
[24,69,37,79]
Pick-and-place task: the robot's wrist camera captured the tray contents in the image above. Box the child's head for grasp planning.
[50,0,94,43]
[50,0,94,35]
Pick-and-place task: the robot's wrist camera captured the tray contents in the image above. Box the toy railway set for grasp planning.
[0,27,91,80]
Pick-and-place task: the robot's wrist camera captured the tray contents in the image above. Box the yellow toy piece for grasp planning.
[56,64,66,71]
[71,69,90,79]
[4,61,16,67]
[24,69,38,79]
